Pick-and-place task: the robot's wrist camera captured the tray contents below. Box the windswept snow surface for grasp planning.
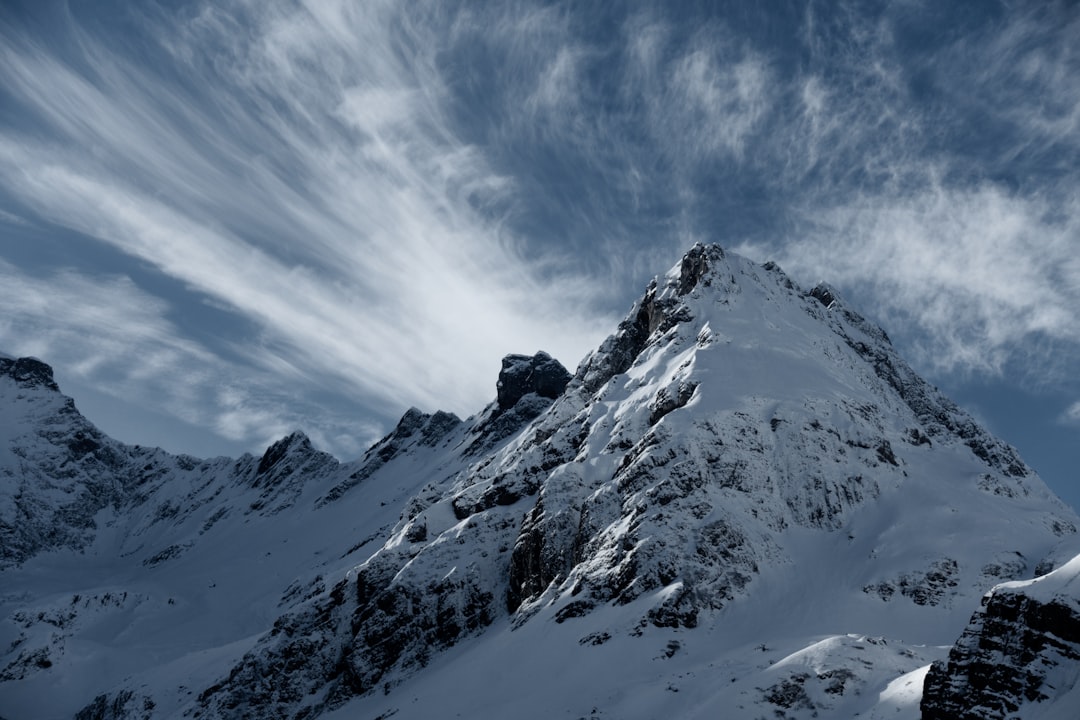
[994,551,1080,606]
[2,245,1079,719]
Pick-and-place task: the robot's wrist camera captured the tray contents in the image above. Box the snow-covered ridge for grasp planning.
[2,244,1079,720]
[994,552,1080,606]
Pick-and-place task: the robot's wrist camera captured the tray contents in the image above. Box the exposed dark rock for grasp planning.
[875,439,898,466]
[496,352,571,411]
[576,245,733,397]
[579,631,610,646]
[809,282,840,308]
[763,673,814,711]
[554,600,595,623]
[589,285,659,389]
[921,564,1080,719]
[255,431,313,478]
[864,558,959,607]
[462,353,572,455]
[648,381,699,425]
[467,393,555,455]
[0,356,61,392]
[675,243,720,296]
[142,542,193,567]
[75,690,155,720]
[507,490,584,612]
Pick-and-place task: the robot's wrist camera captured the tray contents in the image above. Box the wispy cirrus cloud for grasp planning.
[728,2,1080,386]
[2,0,1079,460]
[926,1,1080,173]
[0,259,379,455]
[0,0,616,452]
[750,183,1080,378]
[1061,401,1080,428]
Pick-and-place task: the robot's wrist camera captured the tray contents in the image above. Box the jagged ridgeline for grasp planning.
[1,245,1078,720]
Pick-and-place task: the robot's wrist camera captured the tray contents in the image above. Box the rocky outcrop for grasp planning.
[248,431,339,513]
[496,352,571,410]
[575,246,722,395]
[864,558,960,607]
[0,355,61,392]
[466,352,572,453]
[921,554,1080,719]
[74,689,156,720]
[0,359,129,567]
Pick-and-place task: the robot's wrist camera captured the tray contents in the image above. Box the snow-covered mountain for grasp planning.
[2,244,1078,720]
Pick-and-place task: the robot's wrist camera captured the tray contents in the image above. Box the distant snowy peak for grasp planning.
[0,355,343,568]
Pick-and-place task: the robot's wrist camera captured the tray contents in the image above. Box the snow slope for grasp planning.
[2,244,1078,719]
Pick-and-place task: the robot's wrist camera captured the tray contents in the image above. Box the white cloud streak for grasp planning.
[1062,401,1080,427]
[0,0,616,439]
[728,4,1080,385]
[621,18,774,167]
[740,183,1080,379]
[2,0,1079,456]
[0,260,378,455]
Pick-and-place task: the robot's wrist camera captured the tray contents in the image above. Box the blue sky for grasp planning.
[1,1,1078,509]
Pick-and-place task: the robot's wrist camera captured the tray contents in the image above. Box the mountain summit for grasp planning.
[2,244,1078,720]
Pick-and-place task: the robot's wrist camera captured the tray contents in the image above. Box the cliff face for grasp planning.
[921,554,1080,720]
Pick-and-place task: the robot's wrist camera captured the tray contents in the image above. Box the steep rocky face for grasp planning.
[921,554,1080,719]
[0,357,128,566]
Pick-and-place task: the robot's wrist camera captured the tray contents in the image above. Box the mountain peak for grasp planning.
[0,355,60,392]
[670,242,724,296]
[255,430,314,476]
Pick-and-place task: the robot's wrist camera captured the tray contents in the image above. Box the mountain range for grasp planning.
[1,244,1078,719]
